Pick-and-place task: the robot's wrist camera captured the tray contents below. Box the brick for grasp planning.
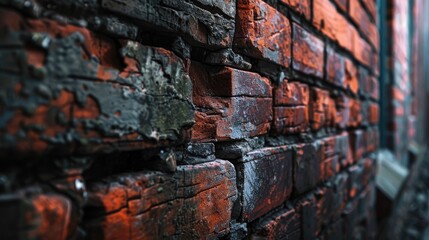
[84,160,237,239]
[349,129,365,162]
[321,220,344,240]
[320,137,341,181]
[235,0,291,68]
[0,14,194,156]
[190,62,272,141]
[333,0,347,12]
[347,98,362,127]
[353,33,372,66]
[0,192,76,240]
[293,143,321,194]
[274,81,310,106]
[101,0,235,48]
[273,106,309,134]
[309,88,336,130]
[273,81,309,134]
[252,208,301,240]
[345,59,359,94]
[361,0,377,20]
[292,23,324,78]
[280,0,311,20]
[240,145,293,221]
[335,95,349,129]
[313,0,354,51]
[296,195,317,239]
[350,0,377,48]
[326,46,345,87]
[368,102,379,124]
[365,127,379,153]
[367,76,380,100]
[358,67,370,97]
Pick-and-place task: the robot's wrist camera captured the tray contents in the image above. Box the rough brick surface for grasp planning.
[240,145,293,221]
[292,23,324,78]
[84,160,237,239]
[235,0,292,68]
[0,0,383,238]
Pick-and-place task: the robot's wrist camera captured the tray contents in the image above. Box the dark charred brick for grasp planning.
[84,160,237,239]
[321,220,344,240]
[239,145,293,221]
[326,46,346,87]
[295,195,317,240]
[0,14,194,156]
[235,0,292,68]
[292,23,324,78]
[280,0,311,20]
[335,95,350,129]
[101,0,236,49]
[190,62,272,141]
[252,208,301,240]
[293,143,321,194]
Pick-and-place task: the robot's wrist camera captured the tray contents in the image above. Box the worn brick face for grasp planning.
[235,0,292,68]
[292,23,325,78]
[84,160,237,239]
[190,62,272,141]
[280,0,311,20]
[240,145,293,221]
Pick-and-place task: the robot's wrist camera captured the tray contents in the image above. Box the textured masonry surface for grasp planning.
[0,0,379,239]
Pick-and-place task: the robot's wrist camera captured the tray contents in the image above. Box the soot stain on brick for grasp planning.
[0,26,194,155]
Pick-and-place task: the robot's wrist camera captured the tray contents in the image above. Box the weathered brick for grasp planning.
[326,46,345,87]
[353,32,373,66]
[190,62,272,141]
[333,0,347,12]
[293,143,321,194]
[280,0,311,20]
[240,145,293,221]
[365,127,379,153]
[368,102,379,124]
[367,76,380,100]
[274,81,310,106]
[345,58,359,94]
[0,192,76,240]
[309,88,336,130]
[273,106,309,134]
[361,0,377,21]
[273,81,309,134]
[296,195,317,239]
[347,98,362,127]
[85,160,237,239]
[313,0,354,51]
[101,0,236,49]
[349,129,365,162]
[0,14,194,156]
[292,23,324,78]
[349,0,371,40]
[235,0,291,68]
[252,208,301,240]
[334,95,349,129]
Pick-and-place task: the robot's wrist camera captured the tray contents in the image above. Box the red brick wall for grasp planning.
[0,0,379,239]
